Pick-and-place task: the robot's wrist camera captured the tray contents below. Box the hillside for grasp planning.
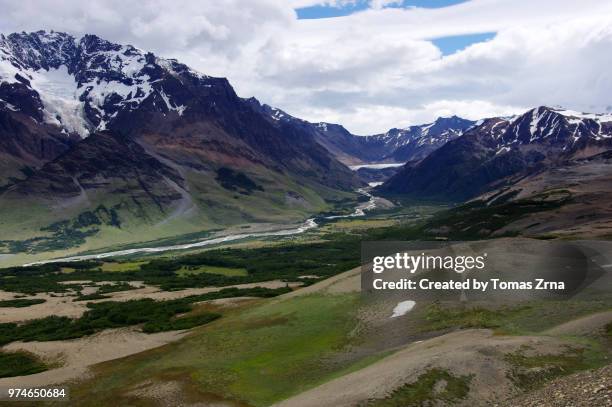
[379,106,612,202]
[0,31,361,256]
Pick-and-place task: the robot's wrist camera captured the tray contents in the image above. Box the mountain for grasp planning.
[249,102,475,165]
[359,115,476,163]
[0,30,360,256]
[379,106,612,202]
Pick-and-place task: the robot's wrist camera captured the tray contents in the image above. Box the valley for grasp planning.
[0,187,610,405]
[0,28,611,407]
[16,186,385,268]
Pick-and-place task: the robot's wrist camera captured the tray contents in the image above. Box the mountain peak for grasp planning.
[380,105,612,202]
[79,33,121,53]
[0,30,231,137]
[0,31,362,252]
[435,114,462,121]
[463,105,612,150]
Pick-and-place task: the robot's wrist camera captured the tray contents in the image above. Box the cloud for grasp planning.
[0,0,294,56]
[369,0,403,10]
[288,0,361,8]
[1,0,612,133]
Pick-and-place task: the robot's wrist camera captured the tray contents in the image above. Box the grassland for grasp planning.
[0,351,48,378]
[176,265,248,277]
[1,198,610,405]
[51,285,611,407]
[99,261,147,272]
[420,298,612,335]
[0,163,359,268]
[68,293,363,406]
[0,233,365,294]
[0,287,289,347]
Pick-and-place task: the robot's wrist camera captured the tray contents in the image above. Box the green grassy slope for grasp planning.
[0,164,358,265]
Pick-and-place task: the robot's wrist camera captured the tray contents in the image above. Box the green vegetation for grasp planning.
[100,261,147,272]
[181,286,292,302]
[0,298,46,308]
[366,369,472,406]
[0,261,103,294]
[0,236,363,294]
[0,201,447,296]
[96,282,137,294]
[504,345,604,390]
[143,313,221,333]
[0,228,99,254]
[0,351,48,378]
[139,239,362,291]
[2,198,609,403]
[420,300,612,335]
[216,167,264,195]
[72,282,138,301]
[0,300,197,345]
[70,293,361,406]
[73,293,111,301]
[176,265,248,277]
[421,302,529,331]
[0,287,290,346]
[423,196,570,239]
[0,204,122,254]
[422,302,513,331]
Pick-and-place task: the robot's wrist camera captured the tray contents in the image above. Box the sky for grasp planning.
[1,0,612,134]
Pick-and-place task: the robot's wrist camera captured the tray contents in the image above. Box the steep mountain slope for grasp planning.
[0,31,360,256]
[0,100,78,186]
[250,101,474,165]
[379,106,612,202]
[473,150,612,238]
[0,67,80,185]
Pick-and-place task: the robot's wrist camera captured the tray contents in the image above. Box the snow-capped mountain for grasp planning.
[362,115,476,162]
[0,31,201,137]
[379,106,612,201]
[250,100,474,165]
[0,30,360,255]
[489,106,612,151]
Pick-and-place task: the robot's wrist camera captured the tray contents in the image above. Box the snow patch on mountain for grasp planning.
[0,56,22,84]
[268,107,287,121]
[0,58,90,135]
[553,107,612,123]
[159,88,186,116]
[0,98,19,111]
[0,31,198,138]
[29,66,90,136]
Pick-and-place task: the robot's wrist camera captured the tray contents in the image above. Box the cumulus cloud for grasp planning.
[1,0,612,133]
[287,0,361,8]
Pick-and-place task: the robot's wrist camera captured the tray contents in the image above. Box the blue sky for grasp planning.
[296,0,469,19]
[432,32,496,55]
[296,1,495,55]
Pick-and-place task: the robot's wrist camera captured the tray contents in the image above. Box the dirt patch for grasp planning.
[502,363,612,406]
[0,291,86,323]
[273,329,574,407]
[280,267,361,299]
[544,310,612,336]
[0,327,187,388]
[125,377,250,407]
